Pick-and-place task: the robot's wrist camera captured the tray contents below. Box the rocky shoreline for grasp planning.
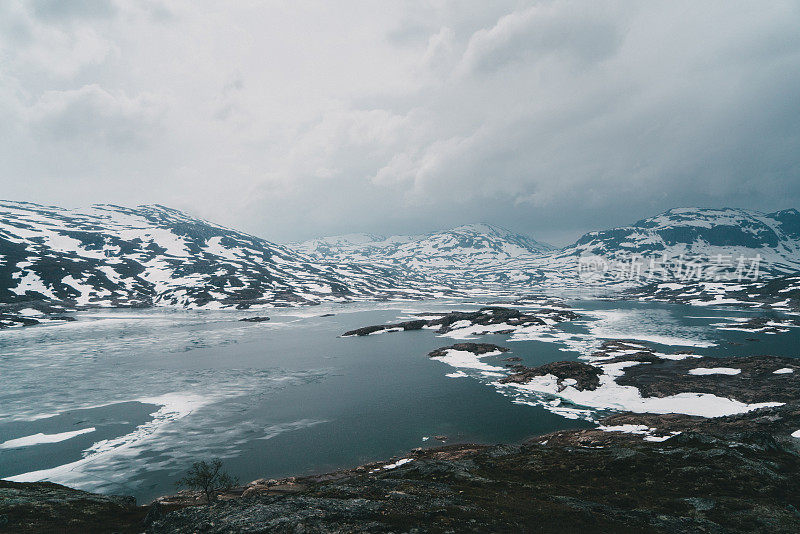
[147,413,800,533]
[4,401,800,533]
[626,274,800,312]
[0,301,77,329]
[499,339,799,407]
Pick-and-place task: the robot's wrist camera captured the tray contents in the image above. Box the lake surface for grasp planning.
[1,298,798,502]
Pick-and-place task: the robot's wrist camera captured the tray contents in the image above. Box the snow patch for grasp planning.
[430,349,506,373]
[382,458,413,470]
[0,427,96,449]
[4,392,209,484]
[497,360,782,418]
[688,367,742,376]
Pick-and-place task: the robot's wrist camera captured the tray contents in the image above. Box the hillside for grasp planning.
[0,201,446,310]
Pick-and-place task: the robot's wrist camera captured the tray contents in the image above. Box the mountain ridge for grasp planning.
[291,207,800,287]
[550,207,800,281]
[292,222,553,266]
[0,200,447,311]
[2,201,800,314]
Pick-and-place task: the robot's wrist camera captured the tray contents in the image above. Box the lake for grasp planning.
[1,298,797,502]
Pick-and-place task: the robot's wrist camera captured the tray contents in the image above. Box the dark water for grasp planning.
[0,299,797,502]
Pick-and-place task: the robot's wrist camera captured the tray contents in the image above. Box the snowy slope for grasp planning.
[292,233,422,263]
[293,209,800,289]
[293,223,553,286]
[0,201,449,309]
[391,224,553,267]
[564,208,800,259]
[545,207,800,283]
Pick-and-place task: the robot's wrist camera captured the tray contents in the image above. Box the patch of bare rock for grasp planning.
[342,306,579,337]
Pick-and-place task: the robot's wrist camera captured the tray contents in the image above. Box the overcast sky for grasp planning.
[1,1,799,245]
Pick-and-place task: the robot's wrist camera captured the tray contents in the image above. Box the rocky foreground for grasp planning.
[0,480,140,533]
[150,414,800,534]
[3,401,800,533]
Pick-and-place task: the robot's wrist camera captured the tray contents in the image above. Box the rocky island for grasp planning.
[342,306,580,337]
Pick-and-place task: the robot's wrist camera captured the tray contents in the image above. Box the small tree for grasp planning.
[176,458,238,503]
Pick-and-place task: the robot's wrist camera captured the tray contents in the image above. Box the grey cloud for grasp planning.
[358,1,800,244]
[28,85,159,149]
[460,3,624,74]
[0,1,798,246]
[29,0,118,22]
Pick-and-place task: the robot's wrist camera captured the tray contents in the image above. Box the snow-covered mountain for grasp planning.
[292,233,423,264]
[0,201,448,309]
[2,202,798,314]
[548,207,800,283]
[294,209,800,289]
[565,208,800,258]
[293,223,553,285]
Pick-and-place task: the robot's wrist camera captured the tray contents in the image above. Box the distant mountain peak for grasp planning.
[291,223,552,283]
[451,222,510,234]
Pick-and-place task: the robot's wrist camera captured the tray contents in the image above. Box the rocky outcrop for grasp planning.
[717,315,799,334]
[342,320,427,337]
[0,312,40,328]
[580,405,800,444]
[500,361,603,391]
[0,480,141,533]
[0,301,76,329]
[627,274,800,312]
[342,307,579,337]
[487,338,799,423]
[615,355,800,404]
[428,307,579,334]
[239,316,270,322]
